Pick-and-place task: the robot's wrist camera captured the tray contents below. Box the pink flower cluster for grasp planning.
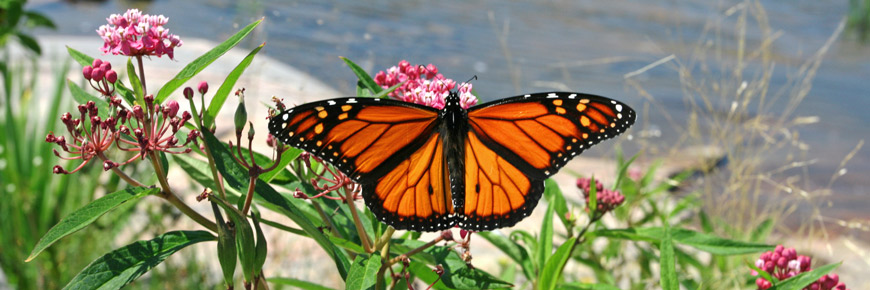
[82,59,118,97]
[753,245,849,290]
[576,177,625,214]
[373,60,477,109]
[97,9,183,59]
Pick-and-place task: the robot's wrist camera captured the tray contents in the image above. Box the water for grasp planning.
[29,1,869,224]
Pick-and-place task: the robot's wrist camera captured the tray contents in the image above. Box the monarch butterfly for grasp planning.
[268,91,635,232]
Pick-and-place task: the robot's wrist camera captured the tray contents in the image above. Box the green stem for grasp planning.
[346,189,373,253]
[97,152,145,187]
[136,56,147,96]
[241,175,256,216]
[148,151,217,232]
[387,235,444,265]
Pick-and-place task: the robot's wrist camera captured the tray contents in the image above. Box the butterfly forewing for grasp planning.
[467,92,636,178]
[268,98,440,182]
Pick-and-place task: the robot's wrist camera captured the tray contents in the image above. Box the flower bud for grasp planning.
[440,230,454,241]
[100,62,111,71]
[106,70,118,84]
[198,81,208,95]
[46,133,56,143]
[83,66,93,80]
[103,160,118,171]
[144,94,154,107]
[234,94,248,134]
[92,59,103,68]
[91,68,105,81]
[165,100,179,118]
[53,165,68,174]
[183,86,194,99]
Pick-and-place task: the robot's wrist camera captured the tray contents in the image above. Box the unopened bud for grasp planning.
[197,81,208,95]
[83,66,93,80]
[106,70,118,83]
[183,86,194,99]
[234,94,248,133]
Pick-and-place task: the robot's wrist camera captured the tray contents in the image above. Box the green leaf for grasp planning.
[203,131,351,278]
[63,231,215,290]
[544,178,570,231]
[370,82,402,99]
[537,197,554,271]
[155,19,262,103]
[66,46,94,67]
[268,277,336,290]
[346,254,381,290]
[27,187,158,261]
[115,82,137,106]
[340,57,381,95]
[592,227,773,255]
[750,218,775,243]
[252,212,268,276]
[24,11,57,29]
[211,195,256,282]
[15,32,41,55]
[557,282,622,290]
[772,262,842,290]
[477,232,535,280]
[204,42,264,128]
[212,202,237,285]
[659,226,678,290]
[587,176,598,218]
[126,58,143,102]
[539,237,577,290]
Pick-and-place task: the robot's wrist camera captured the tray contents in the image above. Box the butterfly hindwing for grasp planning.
[362,133,456,231]
[467,92,636,179]
[268,98,440,182]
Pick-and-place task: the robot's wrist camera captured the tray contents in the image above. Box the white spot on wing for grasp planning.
[615,104,623,112]
[328,100,336,105]
[524,94,531,98]
[282,114,289,120]
[547,93,558,98]
[568,94,577,99]
[347,98,357,104]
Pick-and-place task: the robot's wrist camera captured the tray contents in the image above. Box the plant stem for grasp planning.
[346,189,373,253]
[241,175,256,216]
[97,152,145,187]
[149,151,217,232]
[136,56,147,96]
[388,235,444,265]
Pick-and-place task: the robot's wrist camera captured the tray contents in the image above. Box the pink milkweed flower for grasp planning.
[97,9,183,59]
[374,61,478,109]
[752,245,850,290]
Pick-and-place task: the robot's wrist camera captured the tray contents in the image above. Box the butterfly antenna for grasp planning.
[464,75,478,84]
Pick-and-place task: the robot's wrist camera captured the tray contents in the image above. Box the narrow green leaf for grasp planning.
[611,153,638,190]
[557,282,622,290]
[539,237,577,290]
[544,178,570,230]
[477,232,535,280]
[212,202,237,285]
[773,262,842,290]
[345,254,381,290]
[62,231,215,290]
[204,43,264,128]
[340,57,381,94]
[126,58,143,101]
[156,19,262,103]
[659,226,678,290]
[24,11,57,29]
[370,82,402,99]
[211,195,256,282]
[15,32,41,55]
[203,131,351,278]
[115,82,136,106]
[750,218,775,243]
[252,212,268,276]
[27,187,158,261]
[268,277,336,290]
[537,196,555,271]
[593,227,773,255]
[66,46,94,67]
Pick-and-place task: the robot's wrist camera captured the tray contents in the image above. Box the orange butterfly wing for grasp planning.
[268,98,456,231]
[459,92,635,230]
[269,98,439,182]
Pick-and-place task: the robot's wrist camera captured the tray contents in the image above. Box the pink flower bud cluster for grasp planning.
[576,177,625,214]
[48,94,198,175]
[97,9,183,59]
[83,59,118,97]
[753,245,849,290]
[374,60,477,109]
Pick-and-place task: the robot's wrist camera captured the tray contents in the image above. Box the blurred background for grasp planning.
[3,0,868,288]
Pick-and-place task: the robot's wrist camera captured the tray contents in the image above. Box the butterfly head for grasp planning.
[443,91,463,111]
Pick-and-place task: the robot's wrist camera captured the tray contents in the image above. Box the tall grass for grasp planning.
[624,1,856,243]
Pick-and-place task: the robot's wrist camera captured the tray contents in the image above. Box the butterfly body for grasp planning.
[269,92,635,232]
